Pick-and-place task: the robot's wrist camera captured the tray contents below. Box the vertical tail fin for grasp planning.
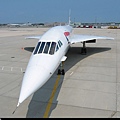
[69,9,71,25]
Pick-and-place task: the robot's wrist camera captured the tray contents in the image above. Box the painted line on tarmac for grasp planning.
[43,75,61,118]
[70,72,74,76]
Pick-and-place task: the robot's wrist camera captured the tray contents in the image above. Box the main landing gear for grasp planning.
[81,41,87,55]
[57,62,65,75]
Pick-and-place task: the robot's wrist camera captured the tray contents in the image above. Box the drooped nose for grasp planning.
[18,64,51,105]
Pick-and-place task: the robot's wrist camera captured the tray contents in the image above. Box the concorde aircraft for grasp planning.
[16,22,114,109]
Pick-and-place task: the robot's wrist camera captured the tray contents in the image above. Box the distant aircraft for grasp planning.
[8,23,21,27]
[8,22,32,27]
[16,18,114,109]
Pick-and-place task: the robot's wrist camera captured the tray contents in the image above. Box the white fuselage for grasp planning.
[18,25,73,105]
[17,24,114,107]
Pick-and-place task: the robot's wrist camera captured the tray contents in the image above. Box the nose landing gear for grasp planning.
[58,69,65,75]
[57,62,65,75]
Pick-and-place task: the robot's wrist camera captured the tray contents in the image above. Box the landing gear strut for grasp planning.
[57,62,65,75]
[81,42,87,55]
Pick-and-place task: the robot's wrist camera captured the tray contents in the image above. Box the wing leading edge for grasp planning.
[70,35,114,44]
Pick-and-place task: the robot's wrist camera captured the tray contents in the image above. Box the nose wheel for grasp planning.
[58,69,65,75]
[57,62,65,75]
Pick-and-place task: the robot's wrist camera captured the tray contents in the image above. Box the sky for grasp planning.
[0,0,120,24]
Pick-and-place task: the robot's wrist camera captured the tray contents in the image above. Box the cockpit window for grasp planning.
[44,42,51,54]
[34,42,41,55]
[58,40,63,47]
[49,42,56,55]
[56,45,59,52]
[34,41,57,55]
[38,42,45,54]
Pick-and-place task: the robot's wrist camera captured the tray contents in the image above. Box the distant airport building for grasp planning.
[0,21,120,29]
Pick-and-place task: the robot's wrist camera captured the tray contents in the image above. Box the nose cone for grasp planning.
[18,65,51,105]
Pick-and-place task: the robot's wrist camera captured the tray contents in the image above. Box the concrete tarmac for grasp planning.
[0,27,120,118]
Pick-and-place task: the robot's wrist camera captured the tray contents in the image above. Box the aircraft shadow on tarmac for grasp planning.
[24,46,111,118]
[24,47,35,53]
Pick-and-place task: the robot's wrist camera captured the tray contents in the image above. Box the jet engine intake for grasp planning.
[86,39,96,43]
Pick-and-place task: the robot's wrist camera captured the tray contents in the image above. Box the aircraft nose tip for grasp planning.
[18,65,51,104]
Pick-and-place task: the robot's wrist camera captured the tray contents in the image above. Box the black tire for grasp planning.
[62,69,65,75]
[58,69,61,75]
